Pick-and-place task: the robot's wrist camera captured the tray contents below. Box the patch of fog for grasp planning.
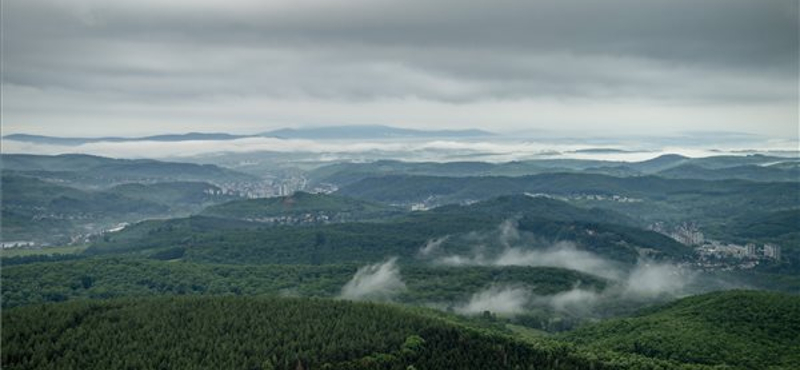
[539,287,601,314]
[429,223,622,280]
[455,285,531,316]
[417,236,449,257]
[5,136,785,163]
[622,261,696,298]
[426,220,701,317]
[498,219,520,247]
[340,257,406,301]
[493,242,623,280]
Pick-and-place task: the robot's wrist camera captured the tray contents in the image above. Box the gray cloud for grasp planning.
[3,0,797,138]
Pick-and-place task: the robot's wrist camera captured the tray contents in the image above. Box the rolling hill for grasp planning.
[201,192,404,223]
[84,195,689,265]
[564,290,800,369]
[1,154,256,187]
[1,176,239,244]
[2,295,708,370]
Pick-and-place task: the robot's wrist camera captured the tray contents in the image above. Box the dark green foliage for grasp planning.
[2,295,708,370]
[86,217,465,264]
[1,258,605,308]
[563,290,800,369]
[85,195,685,265]
[430,195,635,226]
[1,254,86,266]
[517,217,690,264]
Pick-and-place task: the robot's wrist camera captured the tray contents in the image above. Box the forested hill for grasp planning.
[1,175,236,244]
[201,192,404,222]
[84,194,686,264]
[336,173,797,207]
[429,194,635,226]
[1,153,256,187]
[0,258,607,308]
[308,154,799,186]
[2,295,706,370]
[563,290,800,369]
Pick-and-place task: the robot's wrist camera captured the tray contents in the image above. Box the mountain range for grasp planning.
[3,125,494,146]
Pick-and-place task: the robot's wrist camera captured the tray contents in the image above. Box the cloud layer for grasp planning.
[4,0,797,138]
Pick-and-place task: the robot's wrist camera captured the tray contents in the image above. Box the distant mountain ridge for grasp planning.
[3,132,252,146]
[3,125,494,145]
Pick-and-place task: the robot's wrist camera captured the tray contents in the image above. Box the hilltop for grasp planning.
[201,192,403,223]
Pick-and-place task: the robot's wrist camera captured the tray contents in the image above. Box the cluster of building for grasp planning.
[523,192,643,203]
[243,213,332,225]
[215,177,337,199]
[1,241,36,249]
[695,241,781,261]
[216,181,281,198]
[650,221,783,271]
[649,222,705,246]
[242,211,367,226]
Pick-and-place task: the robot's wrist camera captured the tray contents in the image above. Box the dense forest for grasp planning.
[5,291,793,369]
[563,290,800,369]
[3,295,732,370]
[1,258,606,309]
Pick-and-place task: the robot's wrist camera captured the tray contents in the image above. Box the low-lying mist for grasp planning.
[419,220,700,318]
[456,285,532,315]
[340,257,406,301]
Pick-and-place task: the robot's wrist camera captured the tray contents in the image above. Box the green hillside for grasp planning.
[564,290,800,369]
[0,297,562,370]
[84,195,685,265]
[1,154,256,187]
[308,155,796,186]
[2,295,708,370]
[109,181,238,213]
[657,164,799,182]
[202,192,403,223]
[1,176,238,243]
[1,258,605,308]
[1,175,167,242]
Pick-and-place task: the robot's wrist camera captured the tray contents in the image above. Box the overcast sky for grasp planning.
[2,0,798,139]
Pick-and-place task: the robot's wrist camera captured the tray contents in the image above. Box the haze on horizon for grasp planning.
[2,0,798,140]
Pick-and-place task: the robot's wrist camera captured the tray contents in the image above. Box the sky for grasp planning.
[2,0,798,139]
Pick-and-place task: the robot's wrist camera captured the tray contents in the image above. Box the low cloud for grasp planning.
[455,285,531,316]
[540,287,601,314]
[429,220,701,318]
[494,242,622,280]
[498,219,520,247]
[340,257,406,301]
[418,236,449,257]
[435,238,622,280]
[3,136,790,164]
[623,261,695,298]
